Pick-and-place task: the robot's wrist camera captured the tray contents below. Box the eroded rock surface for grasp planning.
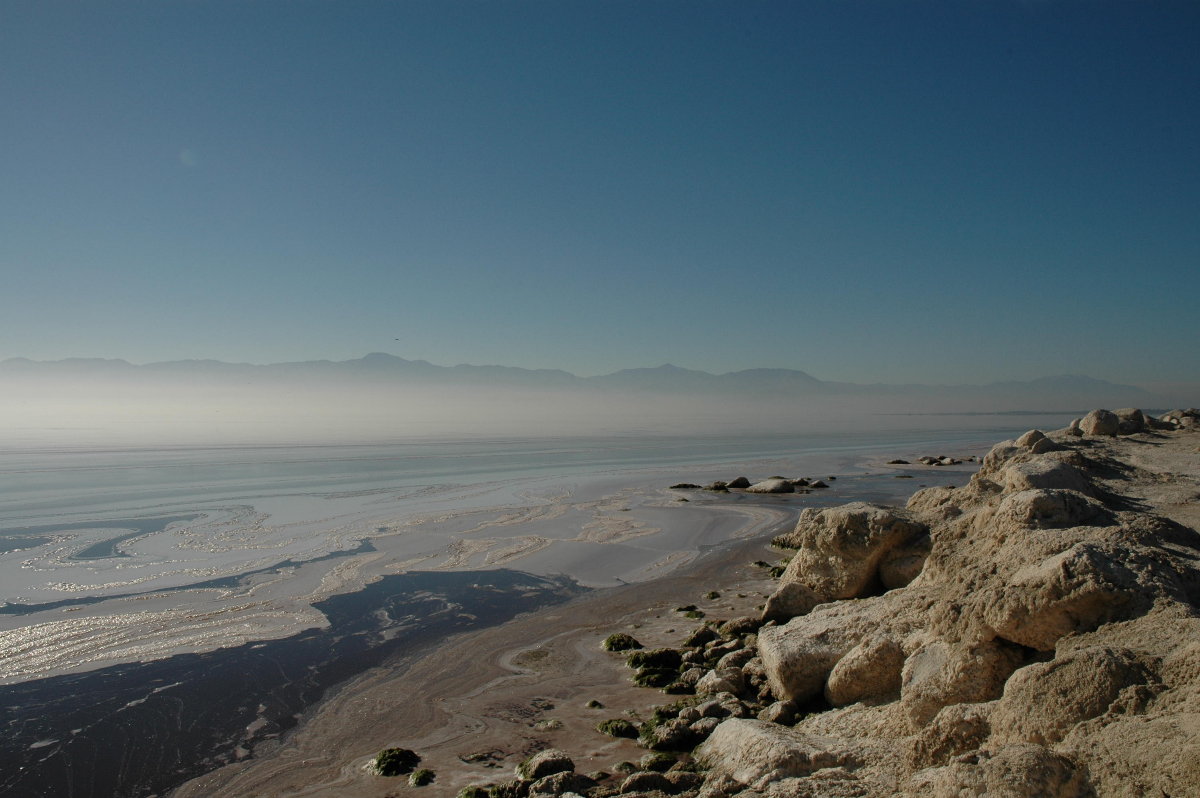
[769,503,929,602]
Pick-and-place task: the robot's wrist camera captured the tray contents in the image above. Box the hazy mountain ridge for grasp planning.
[0,354,1182,445]
[0,353,1153,399]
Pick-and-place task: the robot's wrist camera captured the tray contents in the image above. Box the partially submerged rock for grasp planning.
[373,747,421,776]
[746,478,795,494]
[603,632,643,651]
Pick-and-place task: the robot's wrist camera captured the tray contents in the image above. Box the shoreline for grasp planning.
[0,432,994,797]
[174,412,1200,798]
[169,450,989,797]
[170,529,796,797]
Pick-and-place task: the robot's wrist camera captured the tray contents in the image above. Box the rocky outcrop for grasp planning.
[695,412,1200,798]
[768,503,929,603]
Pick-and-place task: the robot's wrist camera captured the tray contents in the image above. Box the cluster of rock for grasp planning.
[918,455,969,466]
[457,747,706,798]
[670,476,831,495]
[1068,406,1197,435]
[887,456,977,467]
[694,409,1200,797]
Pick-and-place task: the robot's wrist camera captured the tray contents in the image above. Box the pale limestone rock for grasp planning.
[1015,429,1046,448]
[695,719,868,791]
[717,648,755,670]
[1001,458,1090,494]
[878,533,931,589]
[989,646,1151,746]
[641,718,697,751]
[696,667,746,696]
[979,440,1023,477]
[1029,437,1062,454]
[982,542,1137,650]
[1080,408,1119,436]
[761,581,820,623]
[1113,408,1146,435]
[757,700,797,725]
[825,636,905,707]
[619,771,673,793]
[685,421,1200,798]
[696,692,752,719]
[1057,637,1200,796]
[528,771,595,798]
[995,488,1113,529]
[518,749,574,780]
[664,771,705,792]
[758,598,904,703]
[906,743,1091,797]
[773,503,928,601]
[906,702,993,769]
[905,485,963,520]
[900,639,1025,727]
[690,716,723,739]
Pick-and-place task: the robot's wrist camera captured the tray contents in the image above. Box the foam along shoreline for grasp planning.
[172,408,1200,798]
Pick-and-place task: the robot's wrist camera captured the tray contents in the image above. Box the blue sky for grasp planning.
[2,1,1197,386]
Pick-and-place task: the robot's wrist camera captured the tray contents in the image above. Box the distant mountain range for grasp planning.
[0,353,1155,405]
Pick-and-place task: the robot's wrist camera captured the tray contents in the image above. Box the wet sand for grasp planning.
[172,535,786,798]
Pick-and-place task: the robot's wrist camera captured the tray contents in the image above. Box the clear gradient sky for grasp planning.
[2,1,1197,387]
